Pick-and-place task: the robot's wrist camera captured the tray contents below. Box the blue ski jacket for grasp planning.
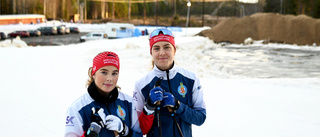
[133,64,206,137]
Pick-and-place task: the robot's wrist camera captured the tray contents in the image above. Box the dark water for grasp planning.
[204,44,320,78]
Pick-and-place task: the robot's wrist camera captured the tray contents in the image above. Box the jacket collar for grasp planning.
[87,82,118,105]
[153,62,177,80]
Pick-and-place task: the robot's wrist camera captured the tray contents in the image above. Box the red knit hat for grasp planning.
[92,51,120,76]
[149,33,175,54]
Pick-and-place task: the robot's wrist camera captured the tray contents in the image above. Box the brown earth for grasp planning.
[198,13,320,46]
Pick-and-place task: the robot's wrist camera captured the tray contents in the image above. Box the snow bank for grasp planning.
[0,37,28,48]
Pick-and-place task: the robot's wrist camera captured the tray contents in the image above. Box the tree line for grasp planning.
[0,0,319,23]
[264,0,320,18]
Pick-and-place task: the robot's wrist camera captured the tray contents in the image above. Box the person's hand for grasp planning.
[86,107,106,137]
[162,92,175,108]
[162,92,180,112]
[105,115,129,136]
[91,107,106,128]
[149,87,163,105]
[145,87,163,111]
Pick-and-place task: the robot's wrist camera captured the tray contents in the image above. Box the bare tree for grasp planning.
[62,0,66,19]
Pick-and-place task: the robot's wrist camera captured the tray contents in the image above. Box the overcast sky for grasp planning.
[239,0,258,3]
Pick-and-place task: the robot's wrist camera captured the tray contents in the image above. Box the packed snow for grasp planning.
[0,24,319,137]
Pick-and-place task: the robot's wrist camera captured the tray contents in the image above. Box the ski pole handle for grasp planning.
[167,106,173,112]
[114,131,119,137]
[156,101,161,106]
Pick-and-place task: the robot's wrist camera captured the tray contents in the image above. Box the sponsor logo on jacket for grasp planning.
[66,116,75,126]
[177,82,187,97]
[117,105,126,120]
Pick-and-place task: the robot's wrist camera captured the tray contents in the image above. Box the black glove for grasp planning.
[86,107,107,137]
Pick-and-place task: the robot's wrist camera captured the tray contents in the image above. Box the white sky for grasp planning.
[239,0,258,3]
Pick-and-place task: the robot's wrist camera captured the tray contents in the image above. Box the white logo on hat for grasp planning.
[153,35,170,42]
[103,59,119,66]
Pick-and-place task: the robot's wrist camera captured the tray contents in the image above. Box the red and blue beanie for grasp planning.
[92,51,120,76]
[149,33,175,54]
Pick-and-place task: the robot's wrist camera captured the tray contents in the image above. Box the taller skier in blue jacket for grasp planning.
[133,28,206,137]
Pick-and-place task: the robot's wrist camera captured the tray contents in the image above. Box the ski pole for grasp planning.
[154,78,163,137]
[156,102,162,137]
[105,105,121,137]
[171,113,184,137]
[167,107,184,137]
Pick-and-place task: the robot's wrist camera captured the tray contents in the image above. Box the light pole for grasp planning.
[186,1,191,28]
[240,5,245,17]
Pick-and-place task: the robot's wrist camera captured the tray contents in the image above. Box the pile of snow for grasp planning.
[244,37,253,45]
[0,37,28,48]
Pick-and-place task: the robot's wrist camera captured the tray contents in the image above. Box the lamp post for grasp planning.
[239,5,245,17]
[186,1,191,28]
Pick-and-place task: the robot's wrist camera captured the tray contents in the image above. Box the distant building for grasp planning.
[0,14,46,25]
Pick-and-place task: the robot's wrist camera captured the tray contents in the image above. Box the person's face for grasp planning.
[93,65,119,95]
[151,41,176,70]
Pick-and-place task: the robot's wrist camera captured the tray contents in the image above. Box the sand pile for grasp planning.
[199,13,320,45]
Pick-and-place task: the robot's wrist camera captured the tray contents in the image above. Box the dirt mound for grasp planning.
[199,13,320,45]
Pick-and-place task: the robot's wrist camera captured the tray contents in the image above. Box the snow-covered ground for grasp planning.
[0,24,319,137]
